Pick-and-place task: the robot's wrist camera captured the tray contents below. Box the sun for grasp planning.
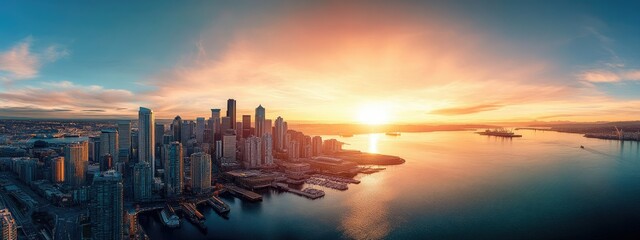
[357,105,390,125]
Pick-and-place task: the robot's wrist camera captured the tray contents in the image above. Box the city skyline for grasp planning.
[1,1,639,123]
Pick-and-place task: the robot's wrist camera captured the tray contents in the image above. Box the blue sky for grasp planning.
[0,1,639,122]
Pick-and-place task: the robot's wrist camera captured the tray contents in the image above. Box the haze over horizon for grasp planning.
[1,1,639,124]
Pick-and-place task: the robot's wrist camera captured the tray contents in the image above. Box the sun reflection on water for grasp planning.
[368,133,380,153]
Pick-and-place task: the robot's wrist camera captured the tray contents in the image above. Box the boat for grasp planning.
[159,205,181,228]
[207,196,230,214]
[580,145,584,149]
[476,129,522,138]
[385,132,401,136]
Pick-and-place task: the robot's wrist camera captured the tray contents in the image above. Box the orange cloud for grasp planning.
[431,104,503,115]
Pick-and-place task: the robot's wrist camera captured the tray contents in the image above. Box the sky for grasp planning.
[0,0,639,124]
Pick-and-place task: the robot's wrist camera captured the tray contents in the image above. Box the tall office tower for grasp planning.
[255,105,265,137]
[264,119,272,138]
[261,134,274,165]
[171,116,182,143]
[132,162,152,202]
[312,136,323,156]
[90,170,123,240]
[163,142,183,197]
[64,141,88,187]
[242,115,251,138]
[117,120,131,164]
[215,140,223,160]
[154,123,164,147]
[190,152,212,194]
[90,136,101,163]
[221,117,232,136]
[288,141,299,160]
[138,107,155,174]
[52,156,64,183]
[236,122,242,141]
[222,134,236,165]
[100,129,118,161]
[130,132,139,161]
[181,120,193,144]
[274,117,286,151]
[226,99,236,130]
[244,136,261,168]
[196,117,205,144]
[210,109,221,143]
[100,154,113,171]
[0,209,17,240]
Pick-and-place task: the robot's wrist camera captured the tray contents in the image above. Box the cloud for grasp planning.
[580,69,640,82]
[138,2,584,122]
[0,81,139,118]
[430,104,503,115]
[0,37,68,83]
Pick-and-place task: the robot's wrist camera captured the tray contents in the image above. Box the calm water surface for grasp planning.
[140,130,640,239]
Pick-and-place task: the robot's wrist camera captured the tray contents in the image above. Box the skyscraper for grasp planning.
[100,129,118,161]
[210,109,221,144]
[227,99,236,130]
[264,119,272,138]
[0,209,17,240]
[288,140,299,160]
[138,107,155,174]
[242,115,251,138]
[90,170,123,240]
[274,117,286,151]
[164,142,183,198]
[255,105,265,137]
[117,120,131,164]
[312,136,323,156]
[171,116,182,143]
[64,141,88,187]
[262,134,274,165]
[133,162,152,202]
[190,152,212,194]
[52,156,64,183]
[155,123,165,148]
[221,117,232,136]
[90,136,101,163]
[196,117,205,144]
[244,136,261,168]
[222,134,236,165]
[181,120,193,144]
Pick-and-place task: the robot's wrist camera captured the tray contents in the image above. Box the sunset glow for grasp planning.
[1,1,639,124]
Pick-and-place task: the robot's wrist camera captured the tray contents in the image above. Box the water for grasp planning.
[139,130,640,239]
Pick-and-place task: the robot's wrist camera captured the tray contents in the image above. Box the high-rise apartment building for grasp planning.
[90,170,123,240]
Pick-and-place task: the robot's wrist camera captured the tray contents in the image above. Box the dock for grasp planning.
[180,202,207,230]
[225,185,263,201]
[273,183,325,199]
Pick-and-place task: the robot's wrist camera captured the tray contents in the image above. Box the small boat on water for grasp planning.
[580,145,584,149]
[159,205,181,228]
[385,132,401,136]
